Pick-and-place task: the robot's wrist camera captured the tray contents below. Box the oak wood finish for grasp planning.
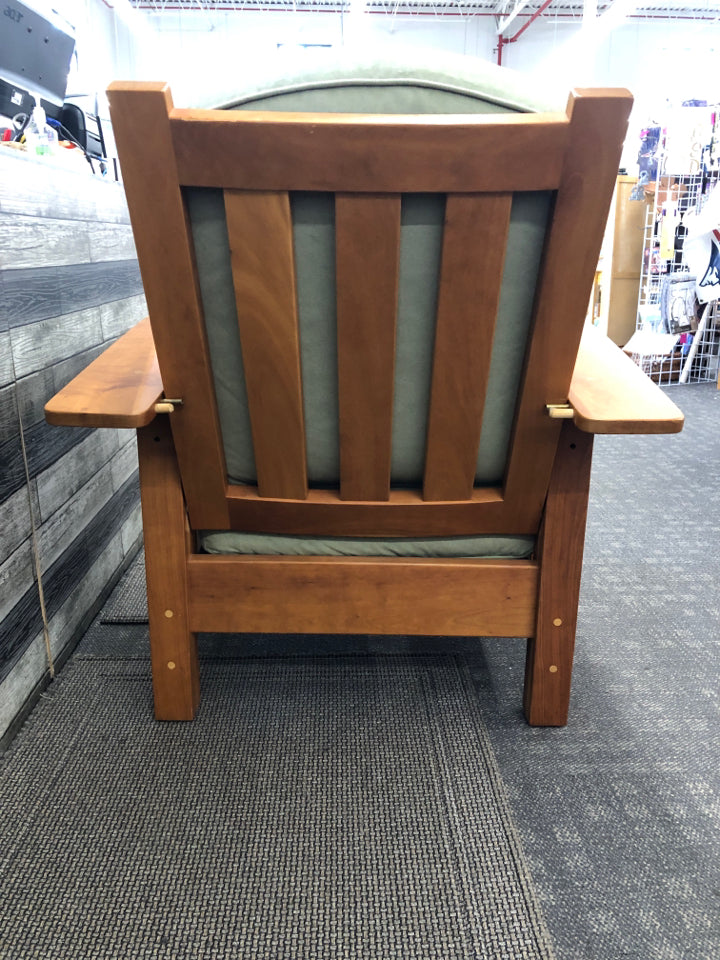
[503,89,633,524]
[171,109,570,193]
[107,81,229,529]
[569,325,684,434]
[225,190,308,499]
[187,555,538,637]
[336,194,401,501]
[44,317,163,428]
[137,418,199,721]
[523,421,593,725]
[424,194,512,500]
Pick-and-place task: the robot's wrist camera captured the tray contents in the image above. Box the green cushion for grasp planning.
[189,48,560,115]
[201,530,534,560]
[187,50,554,489]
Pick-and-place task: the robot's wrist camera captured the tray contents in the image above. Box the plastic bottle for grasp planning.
[25,103,58,158]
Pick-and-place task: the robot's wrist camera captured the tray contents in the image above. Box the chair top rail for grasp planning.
[169,107,572,194]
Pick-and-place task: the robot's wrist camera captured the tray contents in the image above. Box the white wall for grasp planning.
[143,9,720,103]
[28,0,153,99]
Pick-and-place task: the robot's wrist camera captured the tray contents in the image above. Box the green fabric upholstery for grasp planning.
[188,50,558,558]
[201,530,535,560]
[188,51,555,489]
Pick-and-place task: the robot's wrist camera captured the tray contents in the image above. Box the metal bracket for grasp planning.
[153,398,183,414]
[546,403,574,420]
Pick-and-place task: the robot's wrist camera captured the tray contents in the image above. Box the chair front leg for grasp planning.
[524,421,593,726]
[137,418,200,721]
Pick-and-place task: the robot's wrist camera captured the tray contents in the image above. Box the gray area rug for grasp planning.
[0,656,554,960]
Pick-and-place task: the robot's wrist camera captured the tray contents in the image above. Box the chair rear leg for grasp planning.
[137,418,200,721]
[524,421,593,726]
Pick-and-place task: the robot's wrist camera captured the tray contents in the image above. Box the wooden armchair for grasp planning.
[45,62,683,725]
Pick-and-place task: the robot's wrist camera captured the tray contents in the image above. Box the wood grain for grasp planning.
[187,555,538,637]
[11,307,104,379]
[524,421,593,726]
[424,194,512,500]
[569,325,684,434]
[138,419,199,721]
[224,190,308,500]
[336,194,401,501]
[225,483,544,537]
[45,317,164,428]
[171,108,570,193]
[107,81,229,529]
[0,150,131,224]
[503,88,633,523]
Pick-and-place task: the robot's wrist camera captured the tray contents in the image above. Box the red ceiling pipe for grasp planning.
[497,0,555,66]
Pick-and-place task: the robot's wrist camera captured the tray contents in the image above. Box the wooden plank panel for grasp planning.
[188,554,538,637]
[225,483,543,537]
[336,194,401,501]
[1,261,143,328]
[35,429,120,521]
[107,81,229,529]
[424,194,512,501]
[0,151,131,223]
[503,89,633,518]
[224,190,307,500]
[0,213,92,270]
[98,294,148,341]
[524,422,593,726]
[10,306,104,379]
[171,109,569,193]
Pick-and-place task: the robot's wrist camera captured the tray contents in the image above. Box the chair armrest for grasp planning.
[569,325,684,434]
[45,317,164,428]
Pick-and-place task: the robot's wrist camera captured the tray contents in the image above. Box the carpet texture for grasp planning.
[470,383,720,960]
[0,656,554,960]
[100,551,147,623]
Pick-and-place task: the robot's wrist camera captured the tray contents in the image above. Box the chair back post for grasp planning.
[107,81,229,529]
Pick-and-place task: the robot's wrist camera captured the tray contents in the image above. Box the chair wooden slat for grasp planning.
[336,194,401,501]
[503,89,634,519]
[107,81,229,529]
[224,190,308,500]
[171,109,569,193]
[424,194,512,501]
[225,484,543,538]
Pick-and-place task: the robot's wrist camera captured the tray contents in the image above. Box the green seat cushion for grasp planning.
[201,530,534,560]
[187,51,555,488]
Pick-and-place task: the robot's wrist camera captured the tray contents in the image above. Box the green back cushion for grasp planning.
[187,51,558,488]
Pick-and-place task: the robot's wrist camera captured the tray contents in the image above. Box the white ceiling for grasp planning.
[129,0,720,23]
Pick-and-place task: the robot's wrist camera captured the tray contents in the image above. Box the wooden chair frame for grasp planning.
[46,82,683,725]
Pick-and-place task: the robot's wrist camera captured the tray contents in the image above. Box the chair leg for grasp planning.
[523,421,593,726]
[137,419,200,721]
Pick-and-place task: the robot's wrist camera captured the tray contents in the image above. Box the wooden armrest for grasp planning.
[569,325,684,434]
[45,317,164,428]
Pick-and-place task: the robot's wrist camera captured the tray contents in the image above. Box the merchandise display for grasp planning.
[630,107,720,384]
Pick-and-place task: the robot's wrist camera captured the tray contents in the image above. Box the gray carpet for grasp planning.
[470,383,720,960]
[100,551,147,623]
[0,655,554,960]
[4,384,719,960]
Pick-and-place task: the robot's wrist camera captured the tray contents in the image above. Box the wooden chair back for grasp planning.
[107,82,632,540]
